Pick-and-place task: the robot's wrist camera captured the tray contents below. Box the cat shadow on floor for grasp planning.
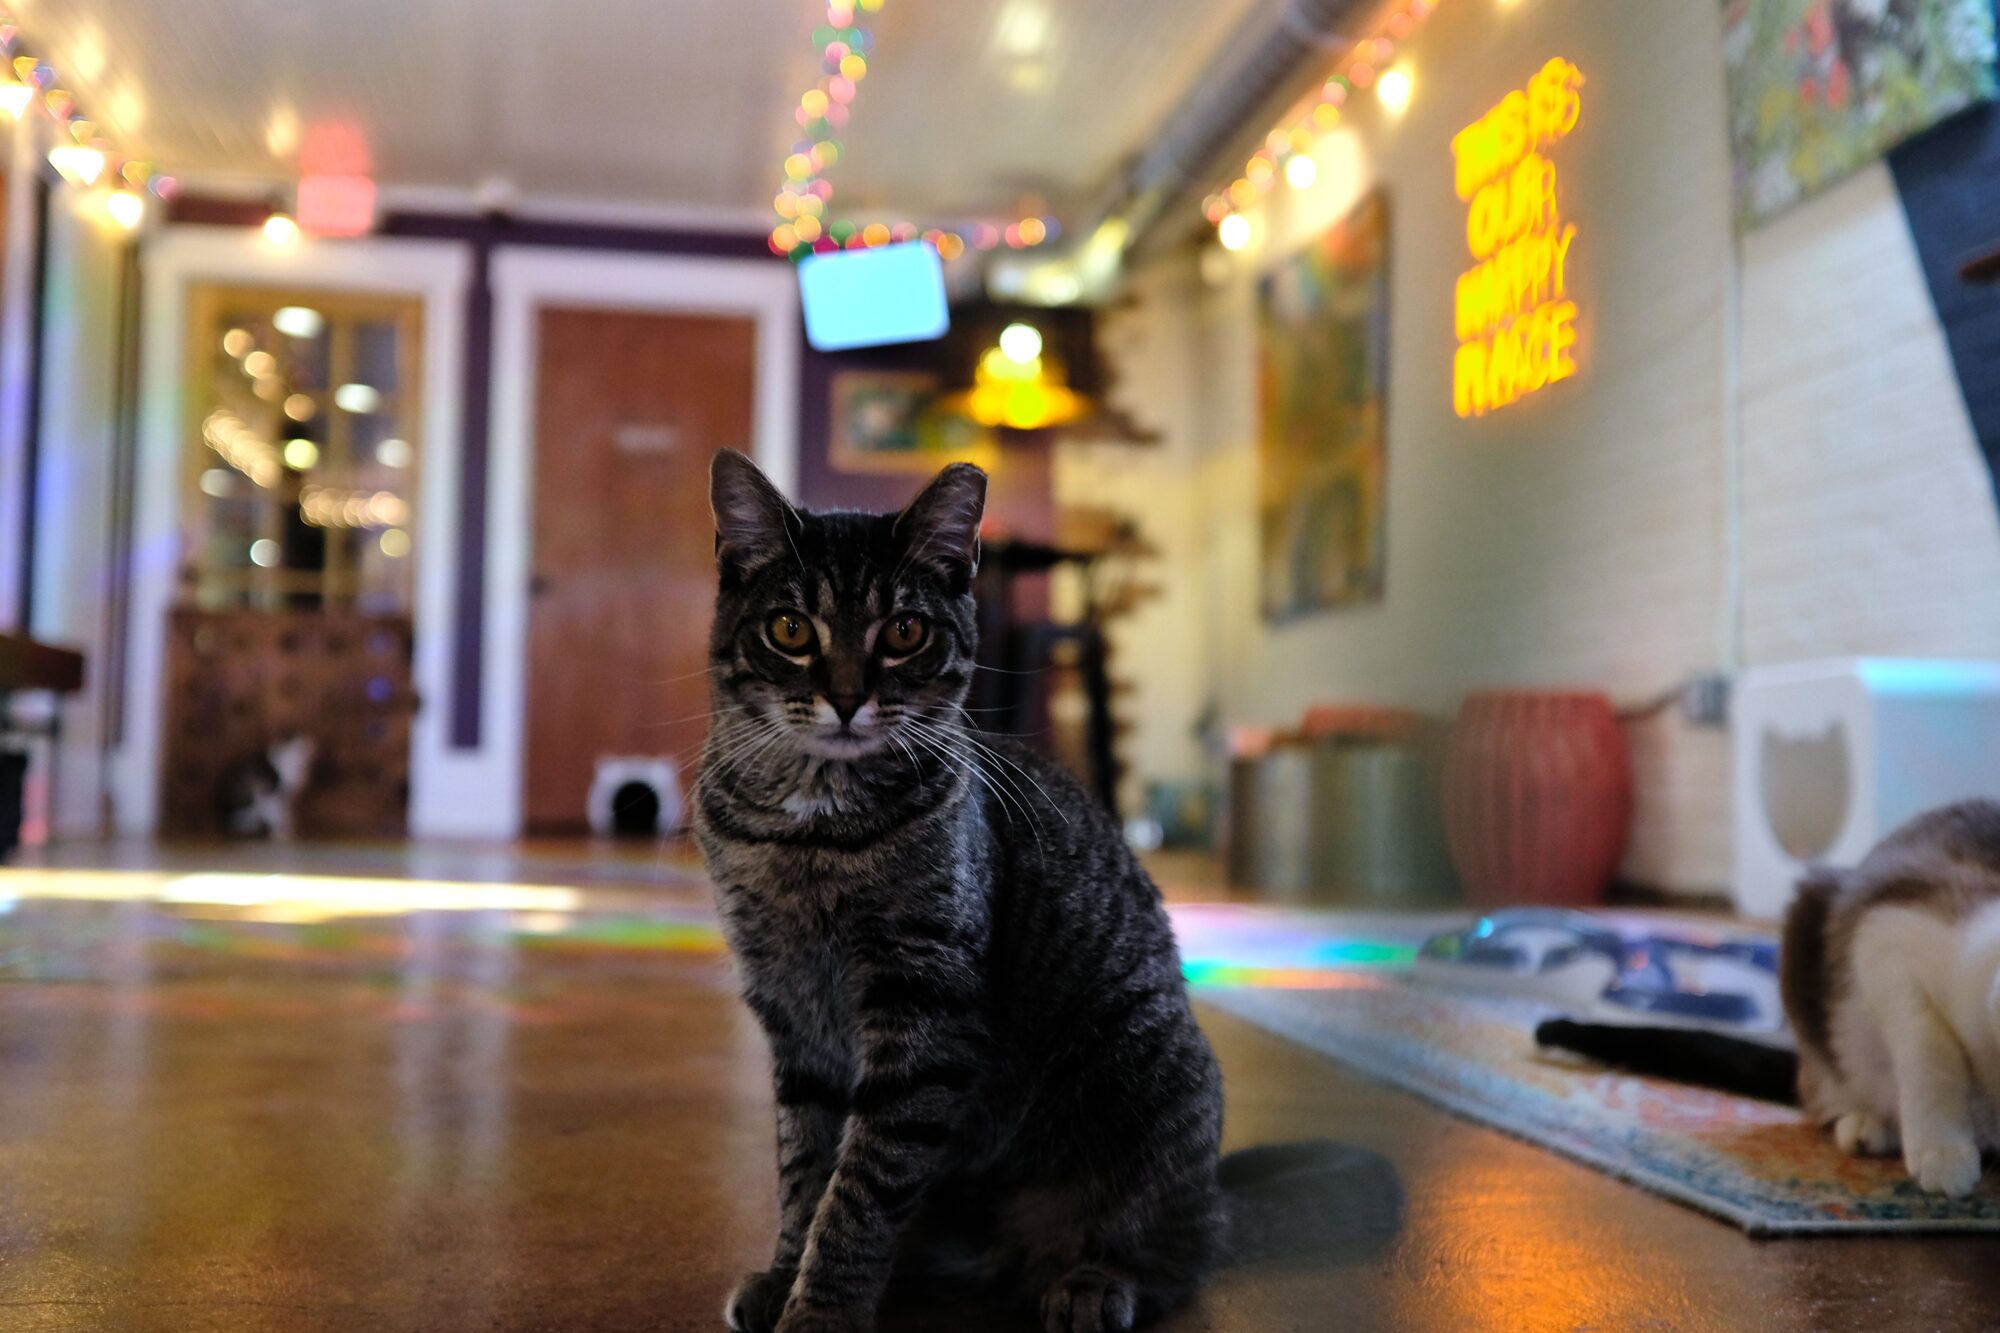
[875,1147,1405,1331]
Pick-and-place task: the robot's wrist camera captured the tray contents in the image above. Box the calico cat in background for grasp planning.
[218,733,315,840]
[1781,799,2000,1196]
[694,451,1396,1333]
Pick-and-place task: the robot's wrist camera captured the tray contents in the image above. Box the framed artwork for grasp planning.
[1724,0,1997,226]
[1257,189,1391,620]
[828,370,994,474]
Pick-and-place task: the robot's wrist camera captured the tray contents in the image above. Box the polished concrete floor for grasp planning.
[4,847,2000,1331]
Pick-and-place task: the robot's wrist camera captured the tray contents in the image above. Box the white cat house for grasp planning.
[1733,658,2000,919]
[587,757,685,838]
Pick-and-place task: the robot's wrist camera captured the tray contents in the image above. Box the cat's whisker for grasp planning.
[903,713,1070,831]
[694,716,795,791]
[902,728,1023,843]
[636,703,754,732]
[898,722,1048,860]
[632,664,728,687]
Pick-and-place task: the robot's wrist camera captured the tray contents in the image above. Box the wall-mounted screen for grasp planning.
[798,241,950,351]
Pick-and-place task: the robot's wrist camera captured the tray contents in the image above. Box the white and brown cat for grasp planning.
[1781,800,2000,1196]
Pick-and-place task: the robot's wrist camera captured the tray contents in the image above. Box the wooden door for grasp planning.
[524,307,756,831]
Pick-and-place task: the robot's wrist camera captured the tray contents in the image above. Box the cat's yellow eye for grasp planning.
[884,613,929,656]
[767,611,815,654]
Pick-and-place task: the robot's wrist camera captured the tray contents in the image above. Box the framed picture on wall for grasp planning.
[828,370,995,474]
[1256,189,1391,619]
[1724,0,1997,226]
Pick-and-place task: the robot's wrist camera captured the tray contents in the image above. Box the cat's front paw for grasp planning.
[1832,1110,1897,1157]
[1907,1137,1982,1197]
[773,1304,873,1333]
[1042,1265,1138,1333]
[725,1268,795,1333]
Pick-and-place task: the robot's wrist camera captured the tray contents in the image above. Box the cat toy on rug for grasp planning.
[694,452,1399,1333]
[1416,909,1803,1104]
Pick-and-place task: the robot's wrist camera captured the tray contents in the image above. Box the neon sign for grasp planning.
[1451,58,1584,418]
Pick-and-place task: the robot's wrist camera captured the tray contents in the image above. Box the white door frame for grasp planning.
[118,225,472,835]
[482,247,799,837]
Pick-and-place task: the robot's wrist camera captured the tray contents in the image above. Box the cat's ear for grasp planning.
[710,448,798,580]
[895,462,987,590]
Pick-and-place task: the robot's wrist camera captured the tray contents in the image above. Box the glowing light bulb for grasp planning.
[0,79,28,119]
[283,438,320,470]
[334,383,381,414]
[998,322,1043,364]
[273,306,324,338]
[104,188,145,231]
[249,539,281,568]
[1377,67,1414,114]
[263,212,300,247]
[48,143,106,185]
[1285,155,1318,190]
[375,438,413,468]
[1217,214,1252,252]
[223,329,254,358]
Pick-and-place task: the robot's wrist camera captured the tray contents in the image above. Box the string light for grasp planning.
[103,187,144,230]
[768,1,1058,264]
[46,142,103,184]
[1207,0,1444,244]
[1377,67,1414,115]
[0,16,175,206]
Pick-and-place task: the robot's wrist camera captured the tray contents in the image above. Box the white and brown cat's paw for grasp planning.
[1906,1137,1982,1197]
[1831,1110,1898,1157]
[1041,1265,1138,1333]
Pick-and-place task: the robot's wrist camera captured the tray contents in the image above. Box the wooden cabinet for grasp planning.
[159,608,414,838]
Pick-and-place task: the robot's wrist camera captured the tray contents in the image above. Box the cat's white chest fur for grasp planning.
[1828,899,2000,1193]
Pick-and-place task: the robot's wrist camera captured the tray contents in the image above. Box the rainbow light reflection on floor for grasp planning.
[2,870,1433,990]
[1166,905,1428,991]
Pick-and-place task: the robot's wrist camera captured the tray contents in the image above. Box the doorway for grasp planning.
[522,306,757,832]
[158,284,424,839]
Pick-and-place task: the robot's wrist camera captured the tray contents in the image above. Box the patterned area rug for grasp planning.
[1170,906,2000,1235]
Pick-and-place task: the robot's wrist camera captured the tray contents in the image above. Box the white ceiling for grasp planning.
[16,0,1274,226]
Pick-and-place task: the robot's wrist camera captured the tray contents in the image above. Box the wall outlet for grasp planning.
[1681,672,1732,727]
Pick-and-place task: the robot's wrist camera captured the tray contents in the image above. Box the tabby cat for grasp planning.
[694,451,1393,1333]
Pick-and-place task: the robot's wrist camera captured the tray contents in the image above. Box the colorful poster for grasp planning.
[1725,0,1997,226]
[1257,190,1391,619]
